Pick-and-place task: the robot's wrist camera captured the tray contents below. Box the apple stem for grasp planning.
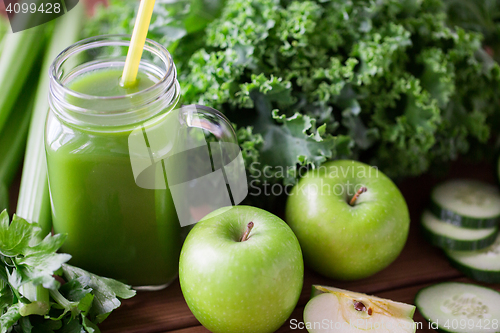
[240,222,254,242]
[349,187,367,206]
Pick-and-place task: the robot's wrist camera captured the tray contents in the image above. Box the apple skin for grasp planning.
[179,205,304,333]
[285,160,410,280]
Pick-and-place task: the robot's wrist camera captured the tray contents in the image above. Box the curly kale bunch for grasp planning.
[86,0,500,186]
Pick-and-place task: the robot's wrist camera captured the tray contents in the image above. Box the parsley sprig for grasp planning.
[0,210,135,332]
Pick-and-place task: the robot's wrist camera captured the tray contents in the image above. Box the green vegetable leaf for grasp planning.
[0,211,41,257]
[62,264,135,324]
[60,277,93,304]
[0,218,71,289]
[0,213,135,332]
[77,294,95,317]
[56,318,86,333]
[23,315,63,333]
[0,303,21,333]
[15,242,70,288]
[0,281,13,312]
[82,315,99,333]
[250,91,349,183]
[419,48,455,108]
[0,211,70,289]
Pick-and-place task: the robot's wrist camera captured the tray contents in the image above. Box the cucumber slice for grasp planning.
[445,235,500,283]
[415,282,500,333]
[430,180,500,229]
[421,210,499,251]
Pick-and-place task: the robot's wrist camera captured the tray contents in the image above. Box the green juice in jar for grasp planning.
[46,68,181,287]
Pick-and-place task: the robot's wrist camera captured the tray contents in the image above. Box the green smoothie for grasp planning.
[68,68,156,96]
[46,68,181,287]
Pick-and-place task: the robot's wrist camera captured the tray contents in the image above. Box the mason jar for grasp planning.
[46,35,239,289]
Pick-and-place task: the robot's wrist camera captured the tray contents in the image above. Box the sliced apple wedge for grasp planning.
[304,285,416,333]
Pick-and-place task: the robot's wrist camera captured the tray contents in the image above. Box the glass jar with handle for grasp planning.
[47,35,244,289]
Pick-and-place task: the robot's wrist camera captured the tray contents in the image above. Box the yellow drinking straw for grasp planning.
[121,0,156,87]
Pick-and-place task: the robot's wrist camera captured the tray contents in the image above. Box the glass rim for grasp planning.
[49,34,175,101]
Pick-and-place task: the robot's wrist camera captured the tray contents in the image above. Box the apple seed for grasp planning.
[353,301,367,312]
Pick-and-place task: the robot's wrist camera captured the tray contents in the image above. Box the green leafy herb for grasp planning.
[61,264,136,324]
[0,210,135,333]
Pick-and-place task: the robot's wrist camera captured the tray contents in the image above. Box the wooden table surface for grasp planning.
[91,160,500,333]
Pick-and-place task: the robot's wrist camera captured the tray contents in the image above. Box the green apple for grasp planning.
[304,285,416,333]
[179,205,304,333]
[285,160,409,280]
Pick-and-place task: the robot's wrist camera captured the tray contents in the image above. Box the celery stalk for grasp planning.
[0,16,8,42]
[0,26,45,134]
[17,4,84,236]
[0,183,7,213]
[0,71,38,211]
[0,16,8,54]
[0,98,34,189]
[18,283,50,316]
[0,73,38,188]
[16,5,84,317]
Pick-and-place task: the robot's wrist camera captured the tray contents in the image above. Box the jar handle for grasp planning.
[168,104,248,226]
[129,104,248,226]
[181,104,237,143]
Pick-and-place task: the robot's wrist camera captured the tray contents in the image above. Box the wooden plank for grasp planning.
[296,221,462,306]
[167,277,500,333]
[163,326,209,333]
[99,280,200,333]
